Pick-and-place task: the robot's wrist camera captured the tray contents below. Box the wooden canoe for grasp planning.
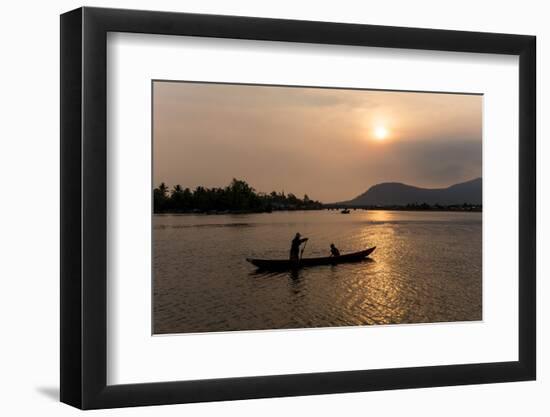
[246,247,376,271]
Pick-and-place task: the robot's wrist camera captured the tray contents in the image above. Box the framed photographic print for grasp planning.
[60,7,536,409]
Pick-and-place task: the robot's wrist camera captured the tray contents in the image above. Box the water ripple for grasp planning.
[153,210,482,334]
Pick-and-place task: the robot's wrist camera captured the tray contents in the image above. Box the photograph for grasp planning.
[152,80,483,335]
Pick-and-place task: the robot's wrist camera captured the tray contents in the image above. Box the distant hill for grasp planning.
[338,178,482,207]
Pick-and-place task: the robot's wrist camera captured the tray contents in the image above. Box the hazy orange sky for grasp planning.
[153,81,482,203]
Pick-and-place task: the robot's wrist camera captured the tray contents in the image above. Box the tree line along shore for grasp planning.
[325,204,482,212]
[153,178,323,214]
[153,179,482,214]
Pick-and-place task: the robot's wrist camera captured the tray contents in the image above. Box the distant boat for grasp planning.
[341,209,350,214]
[246,247,376,271]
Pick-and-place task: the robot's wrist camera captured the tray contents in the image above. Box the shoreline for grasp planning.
[154,207,482,215]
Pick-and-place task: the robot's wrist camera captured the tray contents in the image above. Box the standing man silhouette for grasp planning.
[289,232,308,263]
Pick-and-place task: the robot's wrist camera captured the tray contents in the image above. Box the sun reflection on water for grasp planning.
[154,210,482,333]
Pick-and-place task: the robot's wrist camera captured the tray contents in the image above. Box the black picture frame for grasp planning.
[60,6,536,410]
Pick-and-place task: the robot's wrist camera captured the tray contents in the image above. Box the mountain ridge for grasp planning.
[336,177,482,206]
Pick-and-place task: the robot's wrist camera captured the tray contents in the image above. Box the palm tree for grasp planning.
[153,182,170,212]
[171,185,185,211]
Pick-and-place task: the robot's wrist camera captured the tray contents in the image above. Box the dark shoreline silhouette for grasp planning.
[324,204,481,212]
[154,178,323,214]
[154,178,482,214]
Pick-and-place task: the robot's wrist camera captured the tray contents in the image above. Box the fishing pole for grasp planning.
[300,239,308,259]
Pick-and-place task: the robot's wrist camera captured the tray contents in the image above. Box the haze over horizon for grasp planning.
[153,81,482,202]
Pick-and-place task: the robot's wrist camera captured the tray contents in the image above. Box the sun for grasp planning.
[373,126,389,141]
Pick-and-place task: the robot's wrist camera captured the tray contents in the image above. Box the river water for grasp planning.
[153,210,482,334]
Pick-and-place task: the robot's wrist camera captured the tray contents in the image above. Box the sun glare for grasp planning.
[374,126,389,141]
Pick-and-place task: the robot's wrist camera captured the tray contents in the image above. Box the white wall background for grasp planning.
[0,0,545,415]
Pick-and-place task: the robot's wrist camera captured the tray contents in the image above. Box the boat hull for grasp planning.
[246,247,376,271]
